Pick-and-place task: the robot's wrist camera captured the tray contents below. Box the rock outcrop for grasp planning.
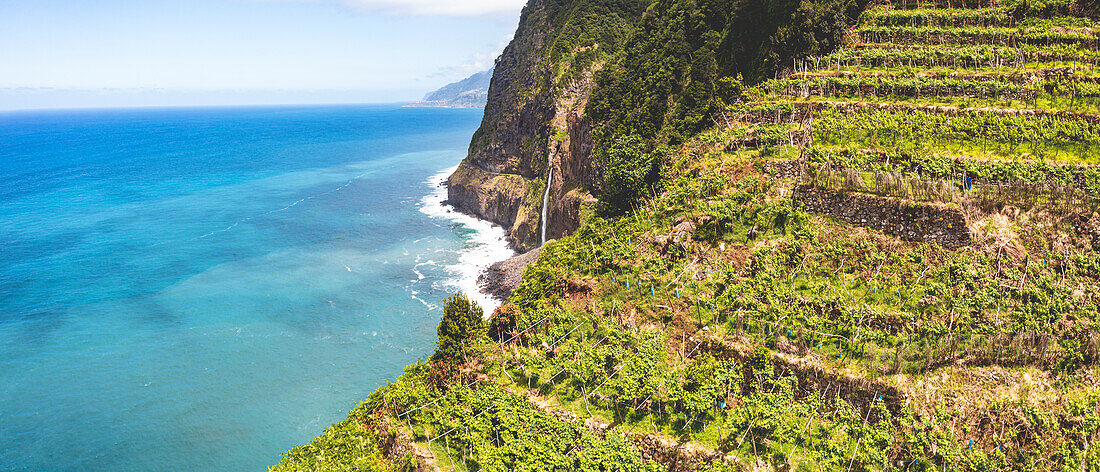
[479,247,542,300]
[446,0,619,252]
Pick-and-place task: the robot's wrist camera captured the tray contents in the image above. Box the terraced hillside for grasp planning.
[733,0,1100,166]
[272,1,1100,471]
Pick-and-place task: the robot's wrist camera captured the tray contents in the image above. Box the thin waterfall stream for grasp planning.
[539,159,553,246]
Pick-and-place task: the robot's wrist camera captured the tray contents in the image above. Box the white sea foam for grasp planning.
[419,166,515,313]
[411,294,437,310]
[411,259,438,281]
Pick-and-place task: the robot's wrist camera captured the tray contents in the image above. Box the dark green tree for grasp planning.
[599,135,666,214]
[434,293,486,362]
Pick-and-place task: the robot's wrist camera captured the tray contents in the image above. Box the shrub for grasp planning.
[434,293,486,362]
[599,135,666,214]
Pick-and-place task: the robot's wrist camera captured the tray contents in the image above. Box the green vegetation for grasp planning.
[824,43,1100,68]
[772,73,1100,102]
[435,293,486,362]
[862,7,1012,27]
[588,0,866,145]
[854,25,1099,46]
[598,135,667,213]
[539,0,649,88]
[273,0,1100,470]
[270,401,396,472]
[587,0,869,211]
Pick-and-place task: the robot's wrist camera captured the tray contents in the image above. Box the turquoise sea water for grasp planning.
[0,105,511,471]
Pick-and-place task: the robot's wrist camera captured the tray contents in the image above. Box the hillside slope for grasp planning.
[272,0,1100,471]
[446,0,862,251]
[407,68,495,108]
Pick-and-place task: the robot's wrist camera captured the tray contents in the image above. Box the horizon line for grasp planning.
[0,101,490,114]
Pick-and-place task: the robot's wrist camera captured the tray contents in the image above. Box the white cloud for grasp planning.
[431,41,507,78]
[258,0,526,16]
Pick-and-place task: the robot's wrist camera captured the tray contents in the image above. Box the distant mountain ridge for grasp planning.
[407,67,493,108]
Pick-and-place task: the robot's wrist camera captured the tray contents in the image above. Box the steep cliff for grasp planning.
[447,0,644,252]
[449,0,865,251]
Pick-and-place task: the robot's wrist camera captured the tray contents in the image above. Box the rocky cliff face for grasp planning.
[447,0,636,252]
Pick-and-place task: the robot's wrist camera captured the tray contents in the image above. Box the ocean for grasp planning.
[0,104,513,471]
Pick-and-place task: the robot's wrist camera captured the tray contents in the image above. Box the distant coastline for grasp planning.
[402,102,483,109]
[406,67,492,109]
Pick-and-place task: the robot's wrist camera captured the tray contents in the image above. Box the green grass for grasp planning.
[776,85,1100,115]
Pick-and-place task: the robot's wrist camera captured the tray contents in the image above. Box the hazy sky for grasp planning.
[0,0,524,110]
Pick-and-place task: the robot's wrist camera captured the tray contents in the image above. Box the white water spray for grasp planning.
[419,166,515,312]
[539,158,553,246]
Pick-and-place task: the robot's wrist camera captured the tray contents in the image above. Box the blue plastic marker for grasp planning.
[651,287,655,297]
[675,288,680,298]
[787,329,792,337]
[612,275,616,283]
[626,281,630,290]
[967,439,974,450]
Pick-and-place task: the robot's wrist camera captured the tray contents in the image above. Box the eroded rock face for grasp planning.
[545,76,600,244]
[446,0,604,252]
[446,0,552,252]
[447,162,539,247]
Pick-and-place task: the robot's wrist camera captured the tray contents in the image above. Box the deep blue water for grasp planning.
[0,105,508,471]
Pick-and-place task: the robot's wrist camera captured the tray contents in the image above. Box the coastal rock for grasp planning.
[448,162,539,248]
[446,0,606,252]
[479,247,541,300]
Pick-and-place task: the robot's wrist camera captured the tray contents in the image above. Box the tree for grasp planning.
[434,293,486,362]
[599,135,665,214]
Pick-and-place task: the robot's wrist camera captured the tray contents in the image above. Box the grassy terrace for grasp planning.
[732,0,1100,169]
[837,43,1100,69]
[795,67,1100,80]
[770,75,1100,103]
[862,7,1013,27]
[854,25,1099,47]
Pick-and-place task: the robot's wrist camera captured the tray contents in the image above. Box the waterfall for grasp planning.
[539,161,553,246]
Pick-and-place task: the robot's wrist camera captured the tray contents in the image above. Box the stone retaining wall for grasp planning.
[761,158,805,179]
[628,433,739,472]
[794,187,971,248]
